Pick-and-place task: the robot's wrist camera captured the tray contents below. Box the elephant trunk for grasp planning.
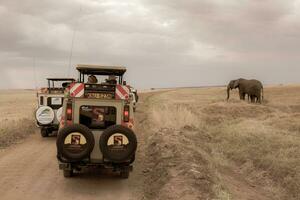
[227,86,230,100]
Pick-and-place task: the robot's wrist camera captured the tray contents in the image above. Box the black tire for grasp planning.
[129,153,135,164]
[56,124,95,162]
[63,169,73,178]
[41,128,48,137]
[100,125,137,163]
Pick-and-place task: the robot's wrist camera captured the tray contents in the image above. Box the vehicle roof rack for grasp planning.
[46,78,75,81]
[76,64,127,76]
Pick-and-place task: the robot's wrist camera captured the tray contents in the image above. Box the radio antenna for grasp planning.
[67,5,82,76]
[33,57,38,91]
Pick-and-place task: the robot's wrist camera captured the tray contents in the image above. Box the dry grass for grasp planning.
[0,90,37,148]
[143,85,300,200]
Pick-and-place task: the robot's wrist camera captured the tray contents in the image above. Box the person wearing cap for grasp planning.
[87,75,98,84]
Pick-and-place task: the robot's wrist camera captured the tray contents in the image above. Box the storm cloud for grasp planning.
[0,0,300,89]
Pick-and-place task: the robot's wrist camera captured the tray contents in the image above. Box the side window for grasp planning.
[80,106,116,129]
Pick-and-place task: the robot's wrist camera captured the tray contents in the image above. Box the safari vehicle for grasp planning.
[56,64,137,178]
[35,78,75,137]
[130,88,139,112]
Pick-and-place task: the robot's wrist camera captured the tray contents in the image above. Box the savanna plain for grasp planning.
[0,86,299,200]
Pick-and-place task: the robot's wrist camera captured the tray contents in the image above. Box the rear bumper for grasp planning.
[36,123,59,130]
[58,161,133,172]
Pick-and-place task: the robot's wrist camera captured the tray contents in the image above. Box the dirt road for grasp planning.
[0,133,144,200]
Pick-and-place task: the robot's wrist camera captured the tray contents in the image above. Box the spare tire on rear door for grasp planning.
[56,124,95,162]
[100,125,137,163]
[36,106,55,125]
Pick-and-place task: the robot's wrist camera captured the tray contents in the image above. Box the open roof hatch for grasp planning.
[76,64,127,76]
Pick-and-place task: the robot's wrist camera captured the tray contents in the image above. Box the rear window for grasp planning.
[79,106,116,129]
[47,97,63,109]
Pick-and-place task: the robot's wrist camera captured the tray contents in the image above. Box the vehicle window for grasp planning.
[80,106,116,129]
[47,97,63,109]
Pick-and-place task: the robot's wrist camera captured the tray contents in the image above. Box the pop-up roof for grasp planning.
[46,78,75,81]
[76,64,127,76]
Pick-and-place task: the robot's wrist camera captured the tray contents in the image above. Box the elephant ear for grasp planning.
[233,80,239,88]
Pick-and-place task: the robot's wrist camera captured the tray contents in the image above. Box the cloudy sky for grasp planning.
[1,0,300,89]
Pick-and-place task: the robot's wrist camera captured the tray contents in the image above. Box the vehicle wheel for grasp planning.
[41,128,48,137]
[129,154,135,163]
[120,169,129,179]
[56,124,95,162]
[100,125,137,163]
[63,169,73,178]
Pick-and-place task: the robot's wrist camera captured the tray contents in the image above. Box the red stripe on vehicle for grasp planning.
[115,88,123,100]
[70,83,84,97]
[117,85,127,96]
[115,85,124,99]
[116,85,129,99]
[69,82,76,88]
[70,83,79,94]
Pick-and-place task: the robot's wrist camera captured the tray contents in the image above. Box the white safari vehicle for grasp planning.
[36,78,75,137]
[130,88,139,112]
[56,65,137,178]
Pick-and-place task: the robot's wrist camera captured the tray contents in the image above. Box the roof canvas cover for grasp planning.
[46,78,75,81]
[76,64,127,76]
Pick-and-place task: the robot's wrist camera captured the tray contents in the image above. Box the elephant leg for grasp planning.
[250,95,255,103]
[257,94,261,104]
[239,91,243,100]
[252,95,258,103]
[242,93,246,100]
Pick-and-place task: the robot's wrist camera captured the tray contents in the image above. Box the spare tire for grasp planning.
[100,125,137,162]
[56,107,63,122]
[36,106,55,125]
[56,124,95,162]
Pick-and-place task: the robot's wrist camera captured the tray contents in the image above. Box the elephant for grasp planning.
[247,94,260,103]
[227,78,264,103]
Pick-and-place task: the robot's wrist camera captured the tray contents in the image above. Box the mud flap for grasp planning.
[113,165,133,172]
[59,162,71,170]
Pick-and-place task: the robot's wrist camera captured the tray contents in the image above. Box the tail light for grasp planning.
[123,105,130,122]
[66,101,73,121]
